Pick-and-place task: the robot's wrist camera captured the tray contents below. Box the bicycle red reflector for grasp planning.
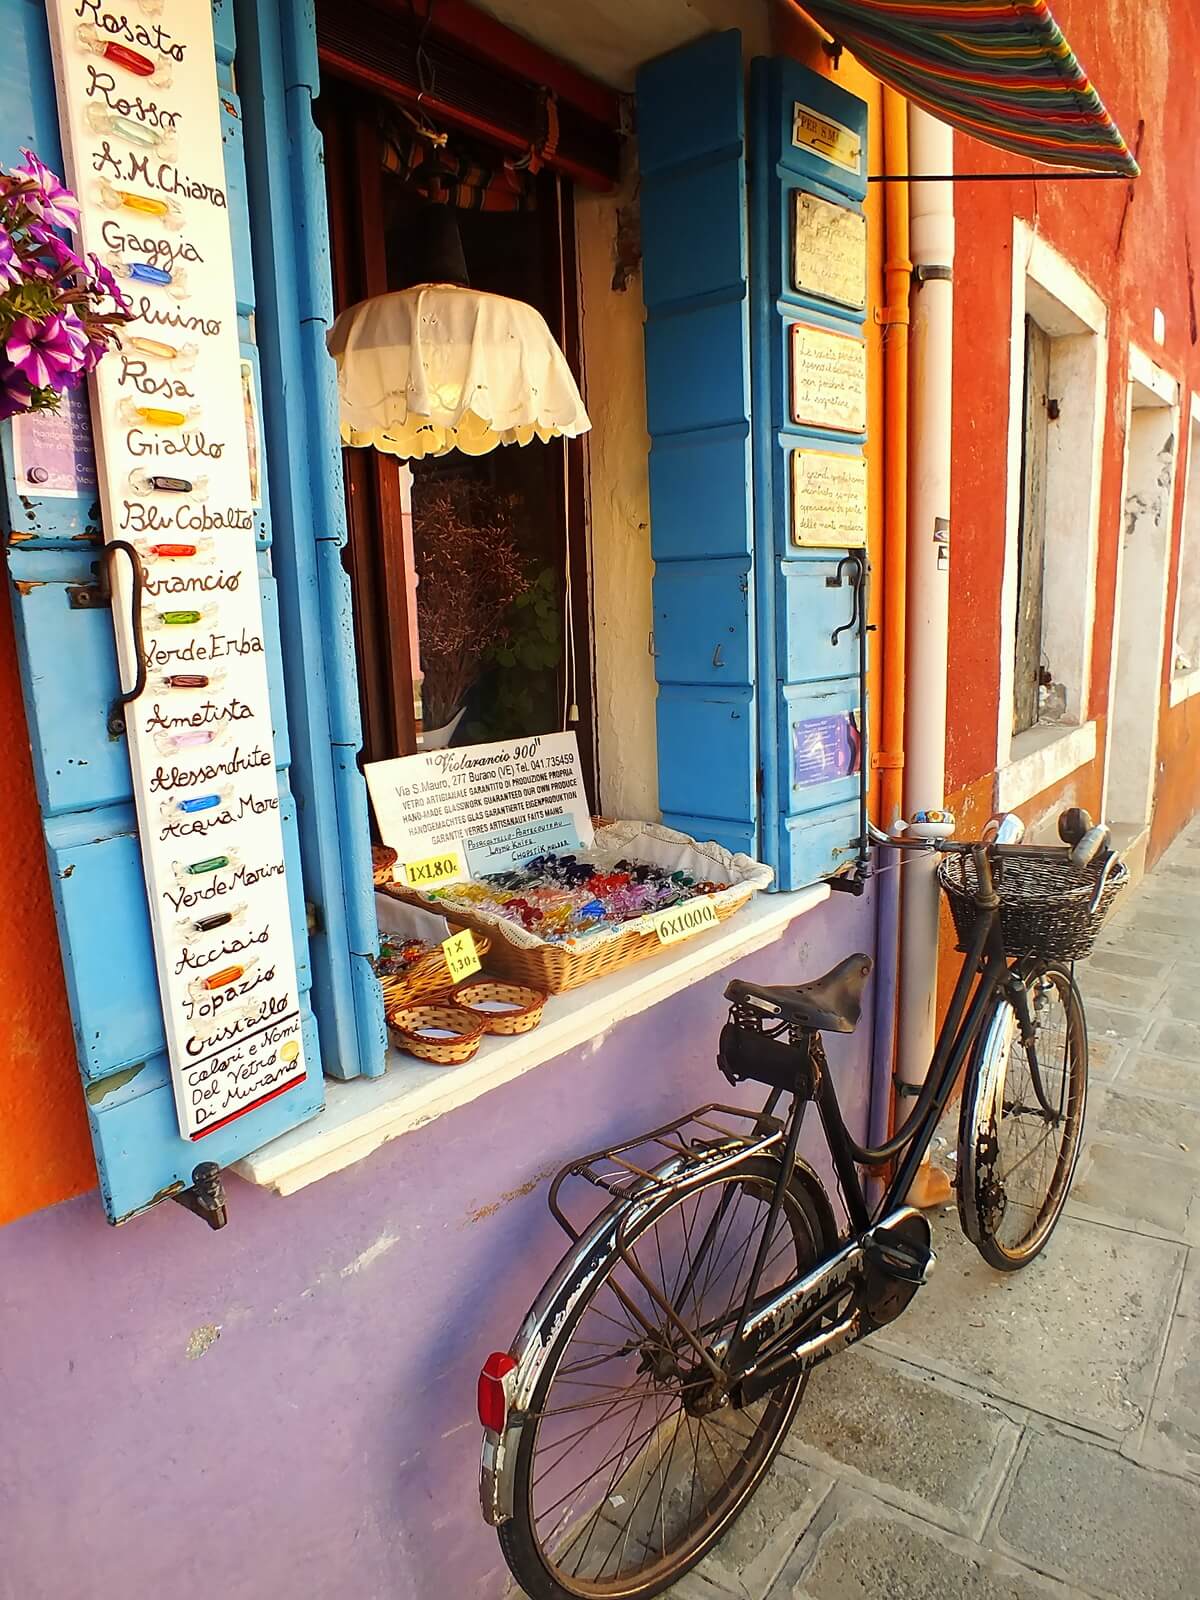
[478,1352,518,1432]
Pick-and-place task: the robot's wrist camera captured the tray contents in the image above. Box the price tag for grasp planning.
[651,897,720,946]
[402,849,465,890]
[442,929,482,983]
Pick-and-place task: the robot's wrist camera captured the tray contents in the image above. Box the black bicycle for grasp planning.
[477,807,1127,1600]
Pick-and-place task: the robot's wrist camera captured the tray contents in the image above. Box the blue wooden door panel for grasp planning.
[656,685,756,826]
[648,426,753,563]
[638,32,759,858]
[654,561,753,685]
[0,0,325,1220]
[750,57,870,890]
[85,1003,322,1222]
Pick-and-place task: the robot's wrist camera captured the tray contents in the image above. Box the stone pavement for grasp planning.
[670,818,1200,1600]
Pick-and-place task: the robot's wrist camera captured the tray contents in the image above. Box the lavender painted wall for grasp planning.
[0,892,874,1600]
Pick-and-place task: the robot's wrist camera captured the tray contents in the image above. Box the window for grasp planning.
[998,225,1107,800]
[317,86,595,792]
[1170,396,1200,702]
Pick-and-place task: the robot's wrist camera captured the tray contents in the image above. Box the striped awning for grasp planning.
[799,1,1139,176]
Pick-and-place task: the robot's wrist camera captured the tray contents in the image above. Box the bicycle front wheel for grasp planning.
[958,962,1087,1270]
[498,1156,834,1600]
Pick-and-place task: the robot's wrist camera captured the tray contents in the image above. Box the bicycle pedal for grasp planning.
[864,1215,935,1285]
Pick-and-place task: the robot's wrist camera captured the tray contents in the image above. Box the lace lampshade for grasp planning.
[327,284,591,459]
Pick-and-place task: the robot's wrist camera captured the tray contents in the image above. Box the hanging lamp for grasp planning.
[327,206,590,460]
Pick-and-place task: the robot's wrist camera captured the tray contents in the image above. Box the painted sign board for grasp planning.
[790,322,866,434]
[45,0,308,1139]
[792,190,866,312]
[791,448,868,547]
[365,732,593,876]
[792,101,861,173]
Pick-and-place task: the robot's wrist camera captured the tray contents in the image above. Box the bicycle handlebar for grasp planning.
[869,808,1117,870]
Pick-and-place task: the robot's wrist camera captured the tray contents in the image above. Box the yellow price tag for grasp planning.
[402,848,465,890]
[442,928,482,983]
[651,896,720,946]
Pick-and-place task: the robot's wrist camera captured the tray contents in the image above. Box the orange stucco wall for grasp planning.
[0,598,94,1225]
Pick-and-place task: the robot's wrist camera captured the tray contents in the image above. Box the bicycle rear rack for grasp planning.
[547,1102,786,1243]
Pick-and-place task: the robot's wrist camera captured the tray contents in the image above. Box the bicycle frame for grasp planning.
[703,889,1034,1393]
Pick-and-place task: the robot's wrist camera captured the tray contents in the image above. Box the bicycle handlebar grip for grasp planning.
[1058,807,1093,847]
[1069,824,1111,867]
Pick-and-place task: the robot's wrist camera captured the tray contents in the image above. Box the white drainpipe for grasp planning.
[897,106,955,1094]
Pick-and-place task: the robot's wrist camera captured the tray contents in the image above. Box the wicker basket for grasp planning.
[453,979,547,1034]
[386,1003,485,1065]
[377,934,491,1010]
[937,852,1128,962]
[377,822,769,993]
[379,885,753,993]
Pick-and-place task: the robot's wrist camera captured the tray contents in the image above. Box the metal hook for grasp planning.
[67,540,149,735]
[829,553,865,647]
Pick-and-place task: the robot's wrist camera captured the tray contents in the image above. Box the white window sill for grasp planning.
[995,720,1097,811]
[1169,667,1200,707]
[235,883,831,1196]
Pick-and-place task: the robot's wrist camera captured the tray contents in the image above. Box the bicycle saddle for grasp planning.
[724,954,873,1034]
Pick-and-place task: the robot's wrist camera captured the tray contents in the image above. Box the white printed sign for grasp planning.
[365,733,593,876]
[46,0,307,1138]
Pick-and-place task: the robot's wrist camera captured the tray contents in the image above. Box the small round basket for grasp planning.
[453,979,547,1035]
[387,1003,484,1065]
[937,853,1128,962]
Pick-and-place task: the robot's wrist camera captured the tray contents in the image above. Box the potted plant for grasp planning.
[0,150,130,419]
[412,476,530,744]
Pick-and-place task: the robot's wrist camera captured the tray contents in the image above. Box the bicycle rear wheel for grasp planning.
[957,962,1087,1270]
[499,1157,833,1600]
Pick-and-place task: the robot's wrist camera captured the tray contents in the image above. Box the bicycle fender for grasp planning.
[478,1145,838,1527]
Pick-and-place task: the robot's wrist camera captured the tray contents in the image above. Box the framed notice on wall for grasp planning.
[792,190,866,312]
[791,449,867,547]
[44,2,308,1138]
[790,322,866,435]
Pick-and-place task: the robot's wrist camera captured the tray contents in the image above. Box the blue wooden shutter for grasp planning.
[0,0,323,1222]
[637,32,758,858]
[749,58,870,890]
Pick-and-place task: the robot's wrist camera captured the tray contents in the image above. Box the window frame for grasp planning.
[1168,392,1200,707]
[996,220,1108,804]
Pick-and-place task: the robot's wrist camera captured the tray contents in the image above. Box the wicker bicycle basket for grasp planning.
[936,852,1128,962]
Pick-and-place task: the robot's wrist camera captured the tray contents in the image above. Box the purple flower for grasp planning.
[0,224,24,290]
[88,252,131,314]
[15,149,81,231]
[5,312,89,390]
[28,223,88,277]
[0,362,34,421]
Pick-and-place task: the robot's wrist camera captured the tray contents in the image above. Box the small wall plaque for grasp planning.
[791,449,868,547]
[793,190,866,312]
[791,323,867,434]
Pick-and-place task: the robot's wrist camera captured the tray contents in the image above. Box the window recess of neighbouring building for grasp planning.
[997,227,1107,809]
[1170,396,1200,703]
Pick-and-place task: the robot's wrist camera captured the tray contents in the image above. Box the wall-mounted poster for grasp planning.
[792,191,866,312]
[792,711,862,789]
[790,322,867,435]
[45,1,308,1139]
[791,449,868,547]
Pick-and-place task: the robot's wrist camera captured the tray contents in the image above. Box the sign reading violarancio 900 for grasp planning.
[44,0,308,1139]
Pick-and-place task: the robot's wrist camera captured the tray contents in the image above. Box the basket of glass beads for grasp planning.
[375,931,492,1010]
[379,822,773,994]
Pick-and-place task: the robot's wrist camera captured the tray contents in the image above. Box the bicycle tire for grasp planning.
[957,961,1087,1271]
[498,1156,835,1600]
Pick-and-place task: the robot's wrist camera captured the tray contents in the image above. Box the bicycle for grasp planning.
[477,807,1128,1600]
